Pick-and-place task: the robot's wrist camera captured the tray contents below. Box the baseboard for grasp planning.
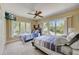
[6,39,19,44]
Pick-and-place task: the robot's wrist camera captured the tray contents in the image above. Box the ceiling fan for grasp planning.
[27,10,43,18]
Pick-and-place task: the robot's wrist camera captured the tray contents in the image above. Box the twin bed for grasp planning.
[32,32,79,55]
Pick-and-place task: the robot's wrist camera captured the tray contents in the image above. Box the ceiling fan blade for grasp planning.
[33,15,37,18]
[27,13,34,15]
[36,11,38,14]
[38,15,43,18]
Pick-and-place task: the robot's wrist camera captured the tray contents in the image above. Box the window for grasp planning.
[26,22,31,33]
[43,19,65,36]
[56,20,64,35]
[42,22,49,35]
[20,22,26,33]
[12,20,20,36]
[49,19,64,36]
[49,20,56,35]
[12,20,31,37]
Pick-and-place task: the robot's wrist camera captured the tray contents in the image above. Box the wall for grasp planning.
[0,4,6,54]
[6,20,12,42]
[73,15,79,32]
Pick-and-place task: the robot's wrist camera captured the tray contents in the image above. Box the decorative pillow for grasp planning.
[70,39,79,49]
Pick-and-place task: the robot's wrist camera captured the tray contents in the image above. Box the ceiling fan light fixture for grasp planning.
[27,10,43,18]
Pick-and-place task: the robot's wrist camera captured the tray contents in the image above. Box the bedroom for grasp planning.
[0,3,79,55]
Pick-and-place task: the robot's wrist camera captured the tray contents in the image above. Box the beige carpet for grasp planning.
[3,41,46,55]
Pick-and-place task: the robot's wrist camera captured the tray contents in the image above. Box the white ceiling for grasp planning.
[3,3,79,19]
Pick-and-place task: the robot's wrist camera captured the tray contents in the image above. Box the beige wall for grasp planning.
[73,15,79,32]
[6,20,12,41]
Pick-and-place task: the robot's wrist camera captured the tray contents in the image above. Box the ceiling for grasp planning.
[3,3,79,19]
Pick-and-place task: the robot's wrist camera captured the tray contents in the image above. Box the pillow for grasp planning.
[66,32,77,42]
[54,37,68,46]
[70,39,79,49]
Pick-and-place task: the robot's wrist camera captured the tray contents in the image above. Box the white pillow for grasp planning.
[66,32,77,42]
[70,39,79,49]
[54,37,68,46]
